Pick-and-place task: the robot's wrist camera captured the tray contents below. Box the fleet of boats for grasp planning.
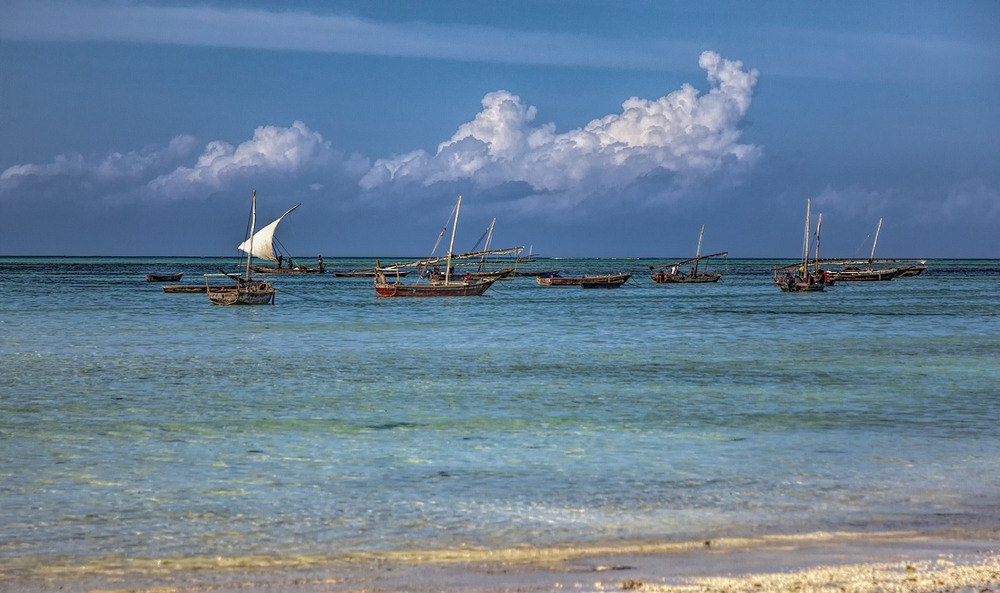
[773,197,829,292]
[145,192,929,304]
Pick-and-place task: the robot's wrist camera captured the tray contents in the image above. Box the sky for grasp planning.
[1,0,998,258]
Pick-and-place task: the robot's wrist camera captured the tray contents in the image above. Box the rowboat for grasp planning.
[580,273,632,288]
[536,272,631,287]
[145,272,183,282]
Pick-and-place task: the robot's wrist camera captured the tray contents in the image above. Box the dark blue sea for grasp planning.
[1,257,998,578]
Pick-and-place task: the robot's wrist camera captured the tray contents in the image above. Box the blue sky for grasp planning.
[1,0,998,258]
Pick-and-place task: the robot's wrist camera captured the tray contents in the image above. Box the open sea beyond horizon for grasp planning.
[1,256,998,577]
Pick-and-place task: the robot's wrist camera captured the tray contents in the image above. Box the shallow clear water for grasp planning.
[1,257,998,565]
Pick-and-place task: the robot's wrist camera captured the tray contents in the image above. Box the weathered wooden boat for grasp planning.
[536,272,631,287]
[375,265,497,297]
[207,190,276,306]
[145,272,183,282]
[250,263,325,274]
[373,196,522,298]
[832,265,897,281]
[535,273,583,286]
[821,220,927,282]
[650,225,727,284]
[580,272,632,288]
[206,275,276,305]
[774,198,827,292]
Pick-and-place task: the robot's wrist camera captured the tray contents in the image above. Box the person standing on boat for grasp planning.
[317,255,324,272]
[277,255,283,268]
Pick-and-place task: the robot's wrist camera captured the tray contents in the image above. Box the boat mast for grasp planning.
[801,197,811,275]
[693,224,705,276]
[813,213,822,273]
[445,196,461,283]
[246,189,256,282]
[478,217,496,271]
[868,218,883,270]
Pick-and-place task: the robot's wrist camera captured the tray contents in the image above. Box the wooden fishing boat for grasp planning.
[535,273,583,286]
[206,190,276,305]
[774,198,827,292]
[650,225,727,284]
[832,265,897,281]
[823,218,901,282]
[145,272,183,282]
[373,196,522,298]
[580,272,632,288]
[536,272,631,287]
[375,266,496,297]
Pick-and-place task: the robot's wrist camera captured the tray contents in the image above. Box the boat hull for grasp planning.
[250,265,324,274]
[832,268,898,281]
[775,276,826,292]
[206,280,275,305]
[145,273,183,282]
[537,273,631,287]
[650,272,721,283]
[374,278,496,297]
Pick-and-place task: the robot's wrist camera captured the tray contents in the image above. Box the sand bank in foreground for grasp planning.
[3,529,998,592]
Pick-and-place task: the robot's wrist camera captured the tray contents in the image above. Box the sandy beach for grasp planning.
[3,528,998,593]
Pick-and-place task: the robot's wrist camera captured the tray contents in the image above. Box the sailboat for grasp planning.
[205,190,276,305]
[774,198,827,292]
[825,218,900,281]
[649,224,728,283]
[373,196,523,297]
[236,203,325,273]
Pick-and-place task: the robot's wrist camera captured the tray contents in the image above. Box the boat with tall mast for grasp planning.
[824,218,912,281]
[774,198,827,292]
[205,190,276,305]
[650,224,727,283]
[374,196,523,297]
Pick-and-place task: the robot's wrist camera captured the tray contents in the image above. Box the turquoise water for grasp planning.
[1,257,998,567]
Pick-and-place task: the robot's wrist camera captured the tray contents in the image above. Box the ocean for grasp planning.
[1,256,998,577]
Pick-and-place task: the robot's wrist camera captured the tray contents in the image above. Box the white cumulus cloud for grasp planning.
[361,51,760,198]
[0,122,349,201]
[148,121,336,196]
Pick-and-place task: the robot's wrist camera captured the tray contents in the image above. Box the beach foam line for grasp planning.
[3,528,998,592]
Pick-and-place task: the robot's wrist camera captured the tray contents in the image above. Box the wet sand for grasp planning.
[3,528,998,592]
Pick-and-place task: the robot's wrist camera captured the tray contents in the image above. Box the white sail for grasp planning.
[237,204,299,262]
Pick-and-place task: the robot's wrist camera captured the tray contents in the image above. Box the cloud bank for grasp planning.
[361,51,760,204]
[0,121,356,201]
